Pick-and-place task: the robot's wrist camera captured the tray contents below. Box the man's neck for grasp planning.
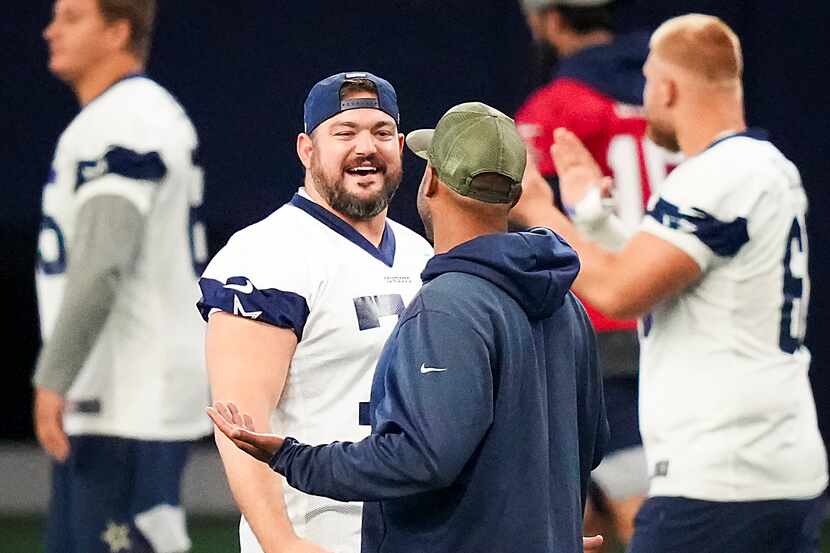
[677,98,746,157]
[302,184,387,247]
[431,210,506,255]
[72,56,143,107]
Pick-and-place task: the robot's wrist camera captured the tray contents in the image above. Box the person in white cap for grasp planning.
[514,1,678,548]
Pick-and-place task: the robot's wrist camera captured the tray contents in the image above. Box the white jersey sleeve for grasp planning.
[639,151,756,271]
[67,83,184,216]
[198,213,313,338]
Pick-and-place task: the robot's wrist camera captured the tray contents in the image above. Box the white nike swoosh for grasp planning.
[224,280,254,294]
[420,364,447,374]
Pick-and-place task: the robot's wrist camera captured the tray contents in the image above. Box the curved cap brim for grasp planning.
[405,129,435,160]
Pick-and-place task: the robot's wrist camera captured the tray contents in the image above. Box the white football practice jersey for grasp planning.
[198,188,433,553]
[638,130,828,501]
[36,75,210,440]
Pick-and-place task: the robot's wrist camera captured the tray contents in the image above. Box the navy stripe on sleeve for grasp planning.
[647,198,749,257]
[76,146,167,190]
[197,276,310,339]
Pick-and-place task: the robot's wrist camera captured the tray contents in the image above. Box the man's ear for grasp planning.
[664,77,678,109]
[542,9,565,42]
[424,164,439,198]
[297,133,313,169]
[510,184,524,208]
[106,19,132,54]
[398,133,405,154]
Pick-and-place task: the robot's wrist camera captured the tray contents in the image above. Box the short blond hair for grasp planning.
[650,14,742,82]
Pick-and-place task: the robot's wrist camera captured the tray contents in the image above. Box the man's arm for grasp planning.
[206,312,328,553]
[33,195,144,461]
[211,309,495,503]
[513,129,702,319]
[556,222,701,320]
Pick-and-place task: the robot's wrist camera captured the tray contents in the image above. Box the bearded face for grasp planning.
[310,147,402,220]
[306,99,404,221]
[642,56,681,153]
[646,118,681,153]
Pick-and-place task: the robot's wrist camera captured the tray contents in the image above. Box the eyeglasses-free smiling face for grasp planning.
[305,93,404,221]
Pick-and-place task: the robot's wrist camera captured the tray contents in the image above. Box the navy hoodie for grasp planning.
[271,228,608,552]
[557,31,650,105]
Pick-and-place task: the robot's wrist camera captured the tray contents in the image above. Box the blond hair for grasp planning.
[650,14,742,83]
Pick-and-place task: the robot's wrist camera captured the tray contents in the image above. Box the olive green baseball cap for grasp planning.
[405,102,526,204]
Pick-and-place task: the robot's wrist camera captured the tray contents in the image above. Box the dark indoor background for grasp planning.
[3,1,827,453]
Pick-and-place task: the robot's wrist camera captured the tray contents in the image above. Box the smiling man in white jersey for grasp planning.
[33,1,210,552]
[512,14,828,553]
[197,72,433,553]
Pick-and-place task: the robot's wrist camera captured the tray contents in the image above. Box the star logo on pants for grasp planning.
[100,520,132,552]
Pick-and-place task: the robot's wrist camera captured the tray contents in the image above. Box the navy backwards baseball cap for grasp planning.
[303,71,400,135]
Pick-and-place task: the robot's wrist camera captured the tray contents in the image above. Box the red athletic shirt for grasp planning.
[516,77,668,333]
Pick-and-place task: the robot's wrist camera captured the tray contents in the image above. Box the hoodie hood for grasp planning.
[421,228,580,320]
[556,31,649,106]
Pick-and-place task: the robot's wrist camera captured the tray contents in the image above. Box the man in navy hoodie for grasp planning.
[208,102,608,553]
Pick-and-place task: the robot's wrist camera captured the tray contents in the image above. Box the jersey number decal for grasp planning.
[353,294,404,331]
[779,217,808,354]
[37,215,67,275]
[188,148,209,276]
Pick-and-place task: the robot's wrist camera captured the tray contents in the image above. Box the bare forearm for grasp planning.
[518,202,638,317]
[206,314,303,553]
[216,430,298,552]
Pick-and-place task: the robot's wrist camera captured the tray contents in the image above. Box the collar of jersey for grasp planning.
[82,72,147,111]
[290,193,396,267]
[706,127,769,151]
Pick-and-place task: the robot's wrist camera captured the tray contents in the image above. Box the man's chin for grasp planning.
[646,125,681,153]
[48,59,77,83]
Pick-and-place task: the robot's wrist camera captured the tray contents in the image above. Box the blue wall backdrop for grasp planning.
[3,1,828,446]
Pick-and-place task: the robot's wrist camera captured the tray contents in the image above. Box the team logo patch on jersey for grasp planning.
[353,294,404,331]
[198,276,310,338]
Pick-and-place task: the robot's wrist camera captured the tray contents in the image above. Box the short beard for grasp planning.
[310,156,402,220]
[646,121,681,153]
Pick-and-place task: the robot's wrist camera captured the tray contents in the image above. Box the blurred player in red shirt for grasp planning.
[515,1,678,549]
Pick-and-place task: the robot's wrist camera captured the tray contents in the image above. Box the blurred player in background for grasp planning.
[516,0,679,547]
[198,72,433,553]
[34,0,210,552]
[206,101,607,553]
[514,13,828,553]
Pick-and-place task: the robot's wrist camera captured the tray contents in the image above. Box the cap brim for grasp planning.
[405,129,435,160]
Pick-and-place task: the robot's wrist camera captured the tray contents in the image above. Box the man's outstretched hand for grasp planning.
[206,401,285,463]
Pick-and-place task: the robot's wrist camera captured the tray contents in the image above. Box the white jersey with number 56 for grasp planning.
[638,131,828,502]
[35,75,210,440]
